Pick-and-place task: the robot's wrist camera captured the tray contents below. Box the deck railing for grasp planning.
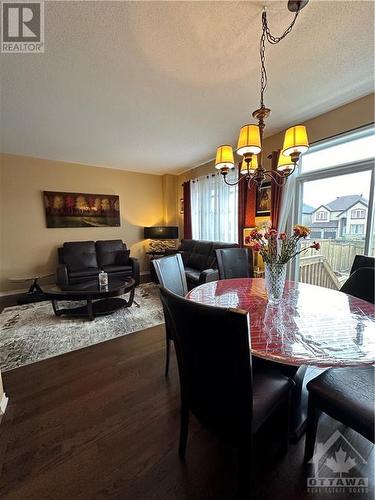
[300,239,366,275]
[299,254,342,290]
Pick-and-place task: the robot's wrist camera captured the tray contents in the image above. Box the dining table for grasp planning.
[186,278,375,438]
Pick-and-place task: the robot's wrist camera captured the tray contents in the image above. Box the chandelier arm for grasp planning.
[264,169,287,187]
[222,174,245,187]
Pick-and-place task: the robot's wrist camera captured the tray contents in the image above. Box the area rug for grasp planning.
[0,283,164,372]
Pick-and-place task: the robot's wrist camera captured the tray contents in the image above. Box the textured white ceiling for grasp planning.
[1,1,374,174]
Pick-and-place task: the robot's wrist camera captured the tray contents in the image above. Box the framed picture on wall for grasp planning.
[243,227,256,247]
[180,198,184,214]
[43,191,120,228]
[255,182,271,217]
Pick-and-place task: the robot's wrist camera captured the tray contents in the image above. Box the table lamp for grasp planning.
[144,226,179,253]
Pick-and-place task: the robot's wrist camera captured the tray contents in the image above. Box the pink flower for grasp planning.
[250,242,261,252]
[250,229,261,240]
[269,229,277,236]
[279,232,287,240]
[311,241,320,251]
[244,236,251,245]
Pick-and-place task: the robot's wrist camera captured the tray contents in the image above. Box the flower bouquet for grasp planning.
[245,225,320,303]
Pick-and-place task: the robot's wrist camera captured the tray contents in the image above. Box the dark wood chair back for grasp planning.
[216,248,253,280]
[159,286,253,440]
[152,254,188,296]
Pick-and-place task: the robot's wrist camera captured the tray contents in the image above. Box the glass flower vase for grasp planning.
[264,262,287,304]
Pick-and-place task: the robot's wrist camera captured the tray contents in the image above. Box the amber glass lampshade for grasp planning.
[277,151,294,172]
[237,125,261,156]
[215,145,234,170]
[282,125,309,157]
[240,155,258,175]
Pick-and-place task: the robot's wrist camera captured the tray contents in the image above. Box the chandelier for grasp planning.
[214,0,310,187]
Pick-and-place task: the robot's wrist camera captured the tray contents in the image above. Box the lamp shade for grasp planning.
[282,125,309,157]
[240,155,258,175]
[277,151,294,172]
[144,226,179,240]
[237,124,261,156]
[215,145,234,170]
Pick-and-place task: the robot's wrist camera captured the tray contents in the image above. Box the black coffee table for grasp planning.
[43,278,136,321]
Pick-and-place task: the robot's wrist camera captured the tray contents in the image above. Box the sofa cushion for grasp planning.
[115,249,130,265]
[69,267,99,279]
[64,250,98,272]
[187,241,213,271]
[96,240,126,266]
[179,239,196,253]
[184,267,201,284]
[97,249,130,267]
[101,265,132,274]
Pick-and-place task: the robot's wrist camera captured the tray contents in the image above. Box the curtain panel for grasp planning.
[183,181,192,239]
[270,150,283,230]
[191,172,238,243]
[238,167,257,246]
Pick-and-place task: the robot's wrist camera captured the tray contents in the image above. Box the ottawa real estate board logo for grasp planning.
[1,1,44,53]
[307,430,369,495]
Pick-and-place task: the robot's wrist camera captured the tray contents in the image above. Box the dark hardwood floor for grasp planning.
[0,324,373,500]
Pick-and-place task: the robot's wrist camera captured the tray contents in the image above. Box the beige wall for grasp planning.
[0,154,168,292]
[1,94,373,292]
[177,93,375,234]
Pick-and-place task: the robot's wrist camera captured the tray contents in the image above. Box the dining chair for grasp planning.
[159,286,294,486]
[216,247,253,280]
[304,366,375,462]
[152,254,188,376]
[340,267,374,304]
[350,255,375,275]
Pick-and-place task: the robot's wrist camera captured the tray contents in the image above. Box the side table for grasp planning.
[8,273,54,304]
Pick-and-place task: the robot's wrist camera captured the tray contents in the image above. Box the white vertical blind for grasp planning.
[191,171,238,243]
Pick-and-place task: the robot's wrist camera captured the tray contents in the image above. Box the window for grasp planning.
[351,209,365,219]
[316,211,328,221]
[300,126,375,174]
[291,125,375,290]
[191,171,238,243]
[350,224,364,235]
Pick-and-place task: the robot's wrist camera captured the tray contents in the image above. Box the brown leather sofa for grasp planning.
[56,240,140,286]
[166,239,238,290]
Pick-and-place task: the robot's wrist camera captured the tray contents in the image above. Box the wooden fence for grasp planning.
[299,255,341,290]
[300,239,366,274]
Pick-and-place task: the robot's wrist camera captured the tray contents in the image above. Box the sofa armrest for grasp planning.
[199,268,219,284]
[56,264,69,286]
[129,257,140,286]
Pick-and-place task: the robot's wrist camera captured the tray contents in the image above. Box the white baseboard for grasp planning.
[0,393,8,415]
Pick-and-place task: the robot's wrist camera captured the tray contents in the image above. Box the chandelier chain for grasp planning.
[260,10,299,108]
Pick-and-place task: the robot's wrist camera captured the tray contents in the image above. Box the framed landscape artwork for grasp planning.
[43,191,120,228]
[255,182,271,216]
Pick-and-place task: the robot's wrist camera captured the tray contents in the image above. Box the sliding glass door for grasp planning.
[292,126,375,289]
